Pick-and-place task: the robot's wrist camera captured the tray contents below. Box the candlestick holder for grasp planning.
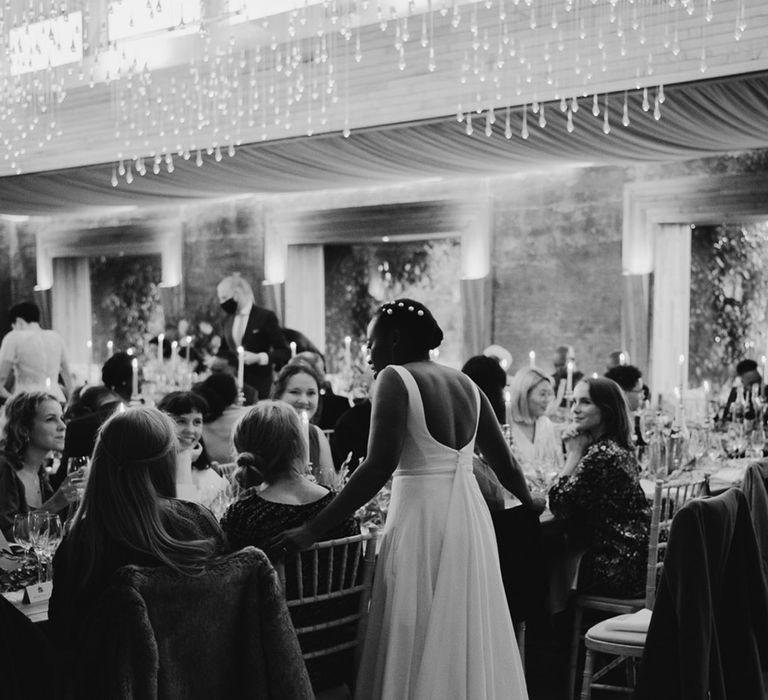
[129,393,142,407]
[235,389,245,407]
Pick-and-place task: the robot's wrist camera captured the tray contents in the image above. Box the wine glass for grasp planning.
[12,513,32,560]
[750,426,766,459]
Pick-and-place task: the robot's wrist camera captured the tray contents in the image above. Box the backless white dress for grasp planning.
[354,365,528,700]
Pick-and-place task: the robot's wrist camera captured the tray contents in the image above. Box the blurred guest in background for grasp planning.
[0,392,81,540]
[157,391,227,506]
[461,355,507,424]
[295,351,350,431]
[551,345,583,408]
[101,352,135,402]
[721,359,762,421]
[271,361,335,484]
[549,378,649,597]
[0,302,73,402]
[215,274,289,400]
[52,386,123,489]
[330,399,371,473]
[509,367,564,477]
[605,364,646,446]
[194,373,246,465]
[50,406,227,655]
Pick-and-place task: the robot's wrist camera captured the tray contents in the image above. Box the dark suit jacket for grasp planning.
[220,306,289,400]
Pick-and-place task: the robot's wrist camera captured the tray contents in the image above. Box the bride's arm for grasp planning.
[274,366,408,549]
[475,393,543,511]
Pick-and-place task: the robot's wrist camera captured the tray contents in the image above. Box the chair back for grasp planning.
[80,547,313,700]
[742,459,768,581]
[644,477,708,609]
[276,531,378,667]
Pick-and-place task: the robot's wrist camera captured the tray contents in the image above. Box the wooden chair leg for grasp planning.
[568,603,584,700]
[580,648,595,700]
[514,621,526,672]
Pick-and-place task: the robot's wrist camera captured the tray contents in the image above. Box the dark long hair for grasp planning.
[65,407,219,591]
[580,377,634,450]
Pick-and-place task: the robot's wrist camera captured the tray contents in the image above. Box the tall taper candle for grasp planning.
[157,333,165,363]
[299,409,310,467]
[504,389,512,427]
[566,360,574,396]
[237,346,245,391]
[131,358,139,398]
[290,341,297,359]
[86,340,93,384]
[107,340,114,358]
[529,350,535,368]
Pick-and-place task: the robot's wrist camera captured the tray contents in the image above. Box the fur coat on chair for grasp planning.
[75,546,313,700]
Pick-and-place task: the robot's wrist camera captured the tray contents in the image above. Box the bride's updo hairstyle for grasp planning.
[233,400,306,488]
[374,299,444,353]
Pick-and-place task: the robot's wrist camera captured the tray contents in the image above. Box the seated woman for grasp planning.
[509,366,564,480]
[0,392,81,540]
[271,361,335,486]
[221,400,358,552]
[548,377,650,598]
[157,391,227,507]
[49,406,227,655]
[461,355,509,511]
[221,400,359,694]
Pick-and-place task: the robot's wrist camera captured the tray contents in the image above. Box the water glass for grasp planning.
[28,513,63,583]
[12,514,32,558]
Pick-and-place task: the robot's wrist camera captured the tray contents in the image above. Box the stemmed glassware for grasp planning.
[12,514,32,561]
[28,513,63,583]
[749,426,766,459]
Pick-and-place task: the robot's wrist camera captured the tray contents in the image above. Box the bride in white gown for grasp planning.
[273,299,544,700]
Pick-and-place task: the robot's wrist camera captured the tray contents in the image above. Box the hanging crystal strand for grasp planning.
[504,104,512,138]
[560,95,567,112]
[343,34,350,137]
[521,103,529,139]
[538,101,546,128]
[642,86,650,111]
[465,110,473,135]
[111,163,118,187]
[653,86,662,120]
[485,108,493,137]
[566,107,574,133]
[602,94,610,134]
[705,0,713,22]
[592,92,599,117]
[622,91,630,126]
[700,45,707,73]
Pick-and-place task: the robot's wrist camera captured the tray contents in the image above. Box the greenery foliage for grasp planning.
[689,223,768,386]
[90,254,162,360]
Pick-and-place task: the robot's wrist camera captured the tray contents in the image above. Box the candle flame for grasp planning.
[504,390,511,403]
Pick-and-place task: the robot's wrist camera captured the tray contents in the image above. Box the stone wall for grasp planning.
[1,148,767,380]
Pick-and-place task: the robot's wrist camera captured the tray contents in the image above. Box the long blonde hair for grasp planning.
[66,406,219,590]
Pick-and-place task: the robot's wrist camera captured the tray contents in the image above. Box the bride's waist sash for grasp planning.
[394,461,473,477]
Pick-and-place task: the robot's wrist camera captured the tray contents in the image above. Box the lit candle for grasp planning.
[171,340,178,365]
[299,409,310,467]
[619,352,626,365]
[679,354,685,396]
[344,335,352,372]
[529,350,535,367]
[504,389,512,426]
[158,333,165,363]
[762,355,767,384]
[237,345,245,391]
[131,358,139,398]
[290,341,297,358]
[86,339,93,383]
[566,360,574,396]
[107,340,114,357]
[45,377,51,391]
[703,380,711,421]
[591,372,598,379]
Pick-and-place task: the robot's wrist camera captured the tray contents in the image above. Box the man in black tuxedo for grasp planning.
[216,274,290,400]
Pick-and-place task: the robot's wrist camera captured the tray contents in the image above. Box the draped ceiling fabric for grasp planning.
[0,72,767,216]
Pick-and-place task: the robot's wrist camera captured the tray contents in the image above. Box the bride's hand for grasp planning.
[268,525,316,558]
